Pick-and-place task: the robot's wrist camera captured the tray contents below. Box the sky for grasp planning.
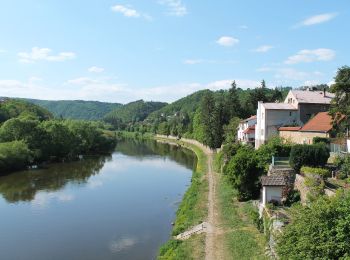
[0,0,349,103]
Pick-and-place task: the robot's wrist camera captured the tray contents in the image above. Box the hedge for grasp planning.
[289,143,329,172]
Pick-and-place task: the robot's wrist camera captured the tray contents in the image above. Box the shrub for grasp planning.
[277,191,350,259]
[301,166,331,179]
[224,146,264,200]
[0,141,32,173]
[289,143,329,172]
[285,190,301,206]
[313,136,330,144]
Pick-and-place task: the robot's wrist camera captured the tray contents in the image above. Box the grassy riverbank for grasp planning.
[156,138,208,260]
[214,153,267,259]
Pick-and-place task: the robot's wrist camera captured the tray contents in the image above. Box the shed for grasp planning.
[261,175,286,206]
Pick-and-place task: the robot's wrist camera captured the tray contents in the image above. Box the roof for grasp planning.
[241,115,257,123]
[261,175,286,186]
[290,90,334,104]
[278,126,302,131]
[262,103,297,110]
[243,125,255,134]
[300,112,338,133]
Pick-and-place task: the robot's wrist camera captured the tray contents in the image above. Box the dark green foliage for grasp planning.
[24,99,121,120]
[277,191,350,259]
[0,99,53,122]
[0,141,32,172]
[256,136,292,170]
[334,155,350,180]
[284,190,301,207]
[330,66,350,118]
[104,100,167,129]
[289,143,330,172]
[224,146,264,200]
[313,136,330,144]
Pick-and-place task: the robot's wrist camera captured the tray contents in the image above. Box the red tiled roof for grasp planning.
[278,126,302,131]
[243,125,255,134]
[300,112,342,133]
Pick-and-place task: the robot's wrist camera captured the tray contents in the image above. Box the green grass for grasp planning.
[216,154,267,260]
[157,138,208,260]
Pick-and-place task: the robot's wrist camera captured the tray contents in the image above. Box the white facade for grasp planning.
[254,89,334,149]
[262,186,283,206]
[237,116,257,144]
[255,102,298,148]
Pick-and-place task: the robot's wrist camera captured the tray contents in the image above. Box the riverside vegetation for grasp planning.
[0,99,116,174]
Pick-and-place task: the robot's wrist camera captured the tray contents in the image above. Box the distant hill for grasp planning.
[23,99,122,120]
[147,89,212,120]
[104,100,167,126]
[0,98,53,123]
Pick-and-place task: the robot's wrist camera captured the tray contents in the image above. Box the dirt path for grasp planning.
[204,150,225,260]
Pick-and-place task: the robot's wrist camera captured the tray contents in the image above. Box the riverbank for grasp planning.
[156,135,267,259]
[156,136,209,259]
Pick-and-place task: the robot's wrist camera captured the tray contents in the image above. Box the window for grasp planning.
[289,111,292,116]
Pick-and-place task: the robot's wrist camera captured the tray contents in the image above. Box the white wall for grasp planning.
[263,186,283,206]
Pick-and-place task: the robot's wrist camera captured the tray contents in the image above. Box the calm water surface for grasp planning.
[0,139,196,260]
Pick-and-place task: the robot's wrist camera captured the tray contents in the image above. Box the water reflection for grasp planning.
[0,139,196,204]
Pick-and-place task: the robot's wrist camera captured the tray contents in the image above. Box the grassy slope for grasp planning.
[156,138,208,260]
[214,153,267,260]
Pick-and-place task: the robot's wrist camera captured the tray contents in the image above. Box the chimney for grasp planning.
[323,88,326,97]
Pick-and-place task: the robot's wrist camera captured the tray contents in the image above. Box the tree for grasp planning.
[249,80,269,110]
[223,117,241,144]
[225,81,241,121]
[0,141,32,172]
[277,191,350,259]
[200,92,216,148]
[224,146,263,200]
[330,66,350,130]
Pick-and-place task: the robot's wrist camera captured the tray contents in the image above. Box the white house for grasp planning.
[255,89,334,149]
[261,175,286,206]
[237,115,257,145]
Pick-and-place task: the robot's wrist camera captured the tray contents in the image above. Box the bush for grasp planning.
[301,166,331,179]
[0,141,32,173]
[313,136,330,144]
[285,190,301,206]
[224,146,264,200]
[277,191,350,259]
[335,155,350,180]
[289,143,330,172]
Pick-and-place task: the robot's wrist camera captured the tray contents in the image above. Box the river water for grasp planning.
[0,139,196,260]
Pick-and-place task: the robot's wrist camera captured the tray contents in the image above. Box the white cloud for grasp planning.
[111,5,140,17]
[298,13,338,27]
[159,0,187,16]
[111,4,152,20]
[184,59,203,65]
[0,76,260,103]
[303,80,320,86]
[257,66,324,82]
[285,48,335,64]
[18,47,76,63]
[216,36,239,47]
[253,45,274,53]
[88,66,105,73]
[0,49,6,54]
[238,25,248,29]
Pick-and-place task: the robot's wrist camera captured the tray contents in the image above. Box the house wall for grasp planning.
[298,103,330,124]
[279,130,328,144]
[263,186,283,205]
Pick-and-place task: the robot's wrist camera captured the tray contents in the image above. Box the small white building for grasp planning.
[237,115,257,145]
[261,175,286,206]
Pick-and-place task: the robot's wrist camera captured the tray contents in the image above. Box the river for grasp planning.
[0,138,197,260]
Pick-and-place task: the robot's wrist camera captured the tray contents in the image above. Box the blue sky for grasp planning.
[0,0,348,103]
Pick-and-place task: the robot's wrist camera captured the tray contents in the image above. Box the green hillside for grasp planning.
[104,100,167,128]
[0,98,53,123]
[24,99,121,120]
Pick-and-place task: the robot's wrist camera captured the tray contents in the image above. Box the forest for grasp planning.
[0,99,116,174]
